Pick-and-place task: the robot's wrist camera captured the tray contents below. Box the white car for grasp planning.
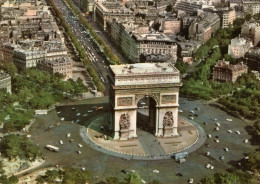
[213,118,218,121]
[226,118,232,122]
[210,166,214,170]
[77,150,81,154]
[88,110,93,113]
[59,140,64,145]
[235,130,241,135]
[244,139,249,143]
[189,110,194,114]
[206,164,211,169]
[220,156,225,160]
[81,167,85,171]
[206,152,210,156]
[224,148,229,152]
[214,138,220,143]
[153,170,159,173]
[207,134,212,138]
[27,135,31,138]
[78,144,83,148]
[189,116,194,120]
[76,113,81,116]
[178,109,183,113]
[215,122,220,127]
[215,127,219,131]
[227,130,232,133]
[66,133,71,138]
[61,117,65,121]
[189,178,194,183]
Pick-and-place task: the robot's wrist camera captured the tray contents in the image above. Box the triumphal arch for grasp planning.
[109,63,182,140]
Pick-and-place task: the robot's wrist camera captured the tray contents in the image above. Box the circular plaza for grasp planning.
[80,113,206,160]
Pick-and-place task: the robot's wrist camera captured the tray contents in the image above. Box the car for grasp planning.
[70,139,74,143]
[178,109,183,113]
[88,110,93,113]
[189,110,194,114]
[27,134,31,138]
[235,130,241,135]
[227,130,232,133]
[81,167,85,171]
[61,117,65,121]
[75,119,80,124]
[59,140,64,145]
[77,150,81,154]
[206,164,211,169]
[226,118,232,122]
[207,134,212,138]
[195,107,200,111]
[72,107,76,110]
[244,139,249,143]
[57,111,61,114]
[220,156,225,160]
[194,114,199,117]
[153,170,159,173]
[224,148,229,152]
[215,127,219,131]
[215,122,220,127]
[206,143,210,147]
[214,138,220,143]
[206,152,210,156]
[176,173,183,176]
[83,114,88,117]
[189,116,194,120]
[189,178,194,183]
[78,144,83,148]
[213,118,218,121]
[66,133,71,138]
[76,113,81,116]
[210,166,214,170]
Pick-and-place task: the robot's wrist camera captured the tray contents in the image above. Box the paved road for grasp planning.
[137,131,165,156]
[26,97,257,183]
[52,0,113,94]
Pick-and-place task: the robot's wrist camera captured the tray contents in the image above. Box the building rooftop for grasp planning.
[214,60,248,71]
[110,63,179,76]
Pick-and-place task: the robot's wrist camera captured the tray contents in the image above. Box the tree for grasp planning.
[61,167,91,184]
[1,134,41,160]
[122,173,142,184]
[106,177,119,184]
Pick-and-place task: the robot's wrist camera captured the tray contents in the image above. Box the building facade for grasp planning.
[219,8,236,28]
[245,47,260,72]
[241,22,260,46]
[0,72,11,94]
[228,36,253,58]
[37,57,73,80]
[213,60,248,82]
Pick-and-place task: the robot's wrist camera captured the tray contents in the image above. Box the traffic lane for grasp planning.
[54,0,110,88]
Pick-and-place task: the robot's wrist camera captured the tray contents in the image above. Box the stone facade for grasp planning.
[0,72,11,94]
[107,19,177,63]
[228,36,253,58]
[241,22,260,46]
[245,47,260,72]
[219,8,236,28]
[109,63,182,140]
[37,57,73,80]
[213,60,248,82]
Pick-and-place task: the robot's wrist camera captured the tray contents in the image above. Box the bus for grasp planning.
[45,145,59,152]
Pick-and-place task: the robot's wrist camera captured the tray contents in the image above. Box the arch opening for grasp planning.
[136,96,157,134]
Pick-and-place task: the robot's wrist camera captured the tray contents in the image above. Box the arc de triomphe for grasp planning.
[108,63,182,140]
